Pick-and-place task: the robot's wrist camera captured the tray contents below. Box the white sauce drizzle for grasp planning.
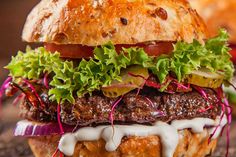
[58,115,227,157]
[171,117,216,133]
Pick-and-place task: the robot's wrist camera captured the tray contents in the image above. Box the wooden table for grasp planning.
[0,103,235,157]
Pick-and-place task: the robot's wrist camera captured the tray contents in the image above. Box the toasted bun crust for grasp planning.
[28,129,217,157]
[22,0,208,46]
[190,0,236,44]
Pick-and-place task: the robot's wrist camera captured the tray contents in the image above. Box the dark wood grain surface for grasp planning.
[0,103,235,157]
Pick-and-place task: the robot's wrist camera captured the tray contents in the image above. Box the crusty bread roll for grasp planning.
[28,129,217,157]
[22,0,208,46]
[190,0,236,44]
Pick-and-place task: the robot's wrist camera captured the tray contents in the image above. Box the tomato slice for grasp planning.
[45,43,94,58]
[44,42,174,58]
[115,42,174,57]
[230,46,236,63]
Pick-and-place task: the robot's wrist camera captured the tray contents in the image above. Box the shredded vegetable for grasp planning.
[43,73,49,89]
[54,102,66,157]
[57,101,65,135]
[0,77,12,117]
[144,97,165,117]
[109,96,123,125]
[52,149,59,157]
[144,97,154,108]
[192,86,208,100]
[145,80,162,89]
[0,77,12,97]
[208,88,232,157]
[191,86,215,113]
[23,79,45,108]
[224,98,231,157]
[198,105,214,113]
[12,93,25,106]
[172,80,190,90]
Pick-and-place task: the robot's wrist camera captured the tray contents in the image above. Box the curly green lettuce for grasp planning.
[5,30,234,103]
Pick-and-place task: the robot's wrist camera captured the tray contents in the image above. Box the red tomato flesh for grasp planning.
[45,42,174,59]
[45,44,94,59]
[230,46,236,63]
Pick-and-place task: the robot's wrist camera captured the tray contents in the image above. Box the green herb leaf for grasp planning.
[171,29,233,81]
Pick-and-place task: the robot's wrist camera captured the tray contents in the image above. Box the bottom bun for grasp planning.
[28,129,217,157]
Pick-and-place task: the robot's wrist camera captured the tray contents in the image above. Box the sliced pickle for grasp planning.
[102,65,149,98]
[184,68,224,88]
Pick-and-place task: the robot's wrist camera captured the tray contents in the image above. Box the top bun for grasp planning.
[190,0,236,44]
[22,0,208,46]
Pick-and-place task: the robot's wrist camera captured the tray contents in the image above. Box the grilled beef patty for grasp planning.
[18,84,221,126]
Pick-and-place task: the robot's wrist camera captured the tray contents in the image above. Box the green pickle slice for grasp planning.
[102,65,149,98]
[184,68,224,88]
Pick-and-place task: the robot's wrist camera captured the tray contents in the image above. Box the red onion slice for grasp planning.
[14,120,74,137]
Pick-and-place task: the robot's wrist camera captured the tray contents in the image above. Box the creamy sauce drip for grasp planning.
[59,115,227,157]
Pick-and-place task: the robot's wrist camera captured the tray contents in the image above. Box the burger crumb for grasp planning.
[120,17,128,25]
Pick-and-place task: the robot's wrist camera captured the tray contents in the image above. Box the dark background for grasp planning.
[0,2,39,157]
[0,0,39,84]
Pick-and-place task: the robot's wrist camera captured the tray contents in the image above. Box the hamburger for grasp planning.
[0,0,235,157]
